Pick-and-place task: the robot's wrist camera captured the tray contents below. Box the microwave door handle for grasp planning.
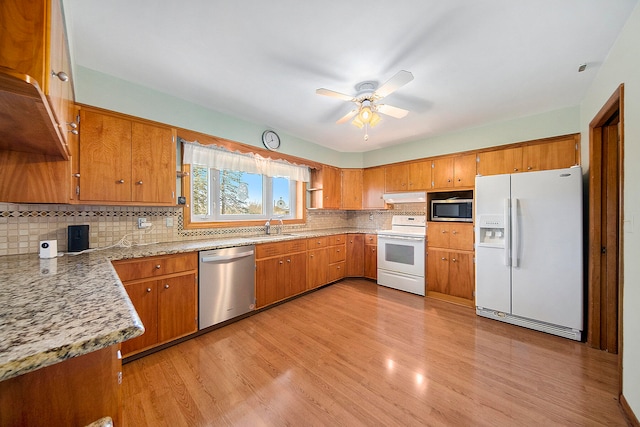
[504,198,511,267]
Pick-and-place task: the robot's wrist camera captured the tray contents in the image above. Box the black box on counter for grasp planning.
[67,225,89,252]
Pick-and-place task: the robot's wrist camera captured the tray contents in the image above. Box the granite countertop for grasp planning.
[0,228,372,381]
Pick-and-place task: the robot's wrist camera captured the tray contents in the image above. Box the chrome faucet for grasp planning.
[277,218,284,235]
[265,218,272,235]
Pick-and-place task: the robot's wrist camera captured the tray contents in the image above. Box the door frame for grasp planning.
[587,84,624,392]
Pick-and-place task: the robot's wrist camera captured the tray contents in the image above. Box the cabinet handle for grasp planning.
[452,258,457,262]
[155,264,161,269]
[146,288,152,292]
[68,129,79,135]
[452,230,457,234]
[441,257,447,261]
[337,266,341,270]
[514,168,519,171]
[336,249,341,253]
[51,70,69,82]
[117,179,125,184]
[527,166,532,170]
[72,173,80,178]
[164,284,170,289]
[287,259,291,263]
[442,230,447,234]
[372,248,376,252]
[447,179,451,182]
[136,180,143,185]
[279,260,284,264]
[310,254,314,258]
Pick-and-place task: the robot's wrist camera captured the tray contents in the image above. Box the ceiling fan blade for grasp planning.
[377,104,409,119]
[373,70,414,99]
[336,109,358,124]
[316,88,355,102]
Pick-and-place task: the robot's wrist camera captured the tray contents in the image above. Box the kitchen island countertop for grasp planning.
[0,228,372,381]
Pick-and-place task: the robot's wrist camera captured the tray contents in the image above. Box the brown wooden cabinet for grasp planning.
[364,234,378,280]
[0,344,122,426]
[384,163,409,192]
[78,107,176,205]
[307,237,329,289]
[309,166,341,209]
[327,234,346,282]
[346,234,365,277]
[0,0,74,158]
[363,166,387,209]
[431,154,476,189]
[341,168,363,209]
[426,222,474,306]
[255,240,307,307]
[408,160,432,190]
[112,253,198,357]
[477,135,579,176]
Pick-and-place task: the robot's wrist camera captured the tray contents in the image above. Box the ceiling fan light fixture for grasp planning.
[359,106,372,123]
[369,112,381,127]
[351,116,365,129]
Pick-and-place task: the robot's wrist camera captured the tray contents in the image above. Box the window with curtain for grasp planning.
[183,141,310,223]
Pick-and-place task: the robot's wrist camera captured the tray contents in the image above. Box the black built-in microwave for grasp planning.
[431,199,473,222]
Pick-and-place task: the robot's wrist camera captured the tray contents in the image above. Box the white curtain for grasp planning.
[182,141,310,182]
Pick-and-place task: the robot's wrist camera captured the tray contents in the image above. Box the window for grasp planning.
[191,166,296,222]
[183,141,309,225]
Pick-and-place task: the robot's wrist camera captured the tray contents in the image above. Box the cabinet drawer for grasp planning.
[256,239,306,259]
[365,234,377,245]
[113,252,197,282]
[329,245,346,263]
[307,237,329,249]
[329,234,345,246]
[328,261,346,282]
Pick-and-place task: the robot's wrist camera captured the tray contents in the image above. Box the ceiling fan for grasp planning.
[316,70,414,139]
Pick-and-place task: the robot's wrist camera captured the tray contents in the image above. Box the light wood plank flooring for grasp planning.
[122,279,628,426]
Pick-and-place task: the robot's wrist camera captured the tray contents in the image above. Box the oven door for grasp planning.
[377,234,425,277]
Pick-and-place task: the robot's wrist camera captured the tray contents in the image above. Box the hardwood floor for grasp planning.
[122,279,628,426]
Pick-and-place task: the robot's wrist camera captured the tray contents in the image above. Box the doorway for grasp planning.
[588,84,624,359]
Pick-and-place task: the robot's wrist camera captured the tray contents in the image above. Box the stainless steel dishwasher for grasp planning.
[199,245,256,329]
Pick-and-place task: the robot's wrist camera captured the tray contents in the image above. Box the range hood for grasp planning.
[382,191,427,203]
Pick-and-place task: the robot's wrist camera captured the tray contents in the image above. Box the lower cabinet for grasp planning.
[0,345,122,426]
[112,253,198,357]
[346,234,364,277]
[328,234,346,282]
[255,240,307,307]
[364,234,377,280]
[307,237,329,289]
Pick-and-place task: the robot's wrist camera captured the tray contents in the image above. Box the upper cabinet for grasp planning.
[363,166,386,209]
[0,0,74,159]
[477,135,579,176]
[431,154,476,190]
[309,165,341,209]
[78,107,176,205]
[341,168,363,210]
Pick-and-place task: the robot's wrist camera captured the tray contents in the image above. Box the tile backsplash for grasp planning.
[0,202,427,256]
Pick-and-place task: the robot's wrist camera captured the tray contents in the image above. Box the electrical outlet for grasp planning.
[369,213,374,221]
[138,218,151,229]
[166,217,174,227]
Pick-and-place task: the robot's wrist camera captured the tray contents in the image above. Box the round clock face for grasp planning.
[262,130,280,151]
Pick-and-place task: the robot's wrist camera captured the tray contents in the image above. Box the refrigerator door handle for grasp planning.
[504,198,511,266]
[512,198,519,268]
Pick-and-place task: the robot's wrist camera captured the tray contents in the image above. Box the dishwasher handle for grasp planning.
[201,249,254,263]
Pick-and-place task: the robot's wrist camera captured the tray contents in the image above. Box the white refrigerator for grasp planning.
[475,166,583,341]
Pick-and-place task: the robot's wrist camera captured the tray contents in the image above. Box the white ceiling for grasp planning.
[62,0,637,153]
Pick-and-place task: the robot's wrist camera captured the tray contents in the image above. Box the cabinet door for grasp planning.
[427,222,450,248]
[364,245,377,280]
[285,252,307,297]
[256,257,282,307]
[341,169,363,210]
[449,223,474,251]
[363,166,386,209]
[79,110,132,202]
[431,158,454,189]
[323,165,342,209]
[384,164,408,192]
[131,122,176,204]
[122,280,158,356]
[329,244,346,263]
[157,273,197,343]
[408,160,431,190]
[523,137,579,172]
[328,262,346,282]
[427,249,449,294]
[477,147,523,176]
[307,248,328,289]
[453,154,477,187]
[448,252,474,300]
[346,234,364,277]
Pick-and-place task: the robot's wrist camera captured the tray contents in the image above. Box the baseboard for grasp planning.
[621,394,640,426]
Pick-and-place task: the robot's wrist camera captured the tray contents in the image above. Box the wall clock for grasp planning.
[262,130,280,151]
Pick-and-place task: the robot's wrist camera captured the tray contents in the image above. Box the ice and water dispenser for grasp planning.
[477,214,506,247]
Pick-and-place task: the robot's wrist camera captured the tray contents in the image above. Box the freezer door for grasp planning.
[510,168,583,330]
[475,174,512,313]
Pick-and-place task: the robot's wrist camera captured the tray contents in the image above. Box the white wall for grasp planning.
[580,2,640,416]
